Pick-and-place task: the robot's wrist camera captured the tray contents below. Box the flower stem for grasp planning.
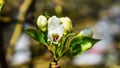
[49,58,60,68]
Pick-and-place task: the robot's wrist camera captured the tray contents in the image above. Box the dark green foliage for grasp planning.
[25,28,100,59]
[25,28,46,45]
[64,36,100,56]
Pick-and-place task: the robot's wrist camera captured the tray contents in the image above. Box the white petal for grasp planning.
[56,24,64,41]
[47,16,64,44]
[48,16,60,30]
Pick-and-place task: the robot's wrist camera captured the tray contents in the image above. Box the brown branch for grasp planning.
[49,58,60,68]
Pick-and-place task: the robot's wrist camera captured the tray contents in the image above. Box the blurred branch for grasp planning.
[9,0,33,50]
[0,0,4,11]
[7,0,33,63]
[18,0,32,22]
[7,23,23,61]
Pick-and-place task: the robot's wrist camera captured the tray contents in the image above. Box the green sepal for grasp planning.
[25,28,47,45]
[54,33,75,60]
[61,33,75,54]
[44,11,51,19]
[65,36,100,56]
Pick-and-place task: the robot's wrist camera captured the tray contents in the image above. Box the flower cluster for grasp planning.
[37,15,72,44]
[25,15,100,62]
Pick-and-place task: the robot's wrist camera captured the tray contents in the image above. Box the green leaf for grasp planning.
[25,28,39,41]
[25,28,46,45]
[65,36,100,56]
[38,30,47,45]
[80,37,100,53]
[62,33,75,51]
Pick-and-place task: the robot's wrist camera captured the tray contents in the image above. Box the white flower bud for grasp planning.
[37,15,47,31]
[78,29,93,37]
[60,17,72,35]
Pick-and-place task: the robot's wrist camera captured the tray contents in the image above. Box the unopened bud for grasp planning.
[37,15,47,31]
[78,29,93,37]
[60,17,72,35]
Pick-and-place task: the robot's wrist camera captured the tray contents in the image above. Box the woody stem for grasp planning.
[49,58,60,68]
